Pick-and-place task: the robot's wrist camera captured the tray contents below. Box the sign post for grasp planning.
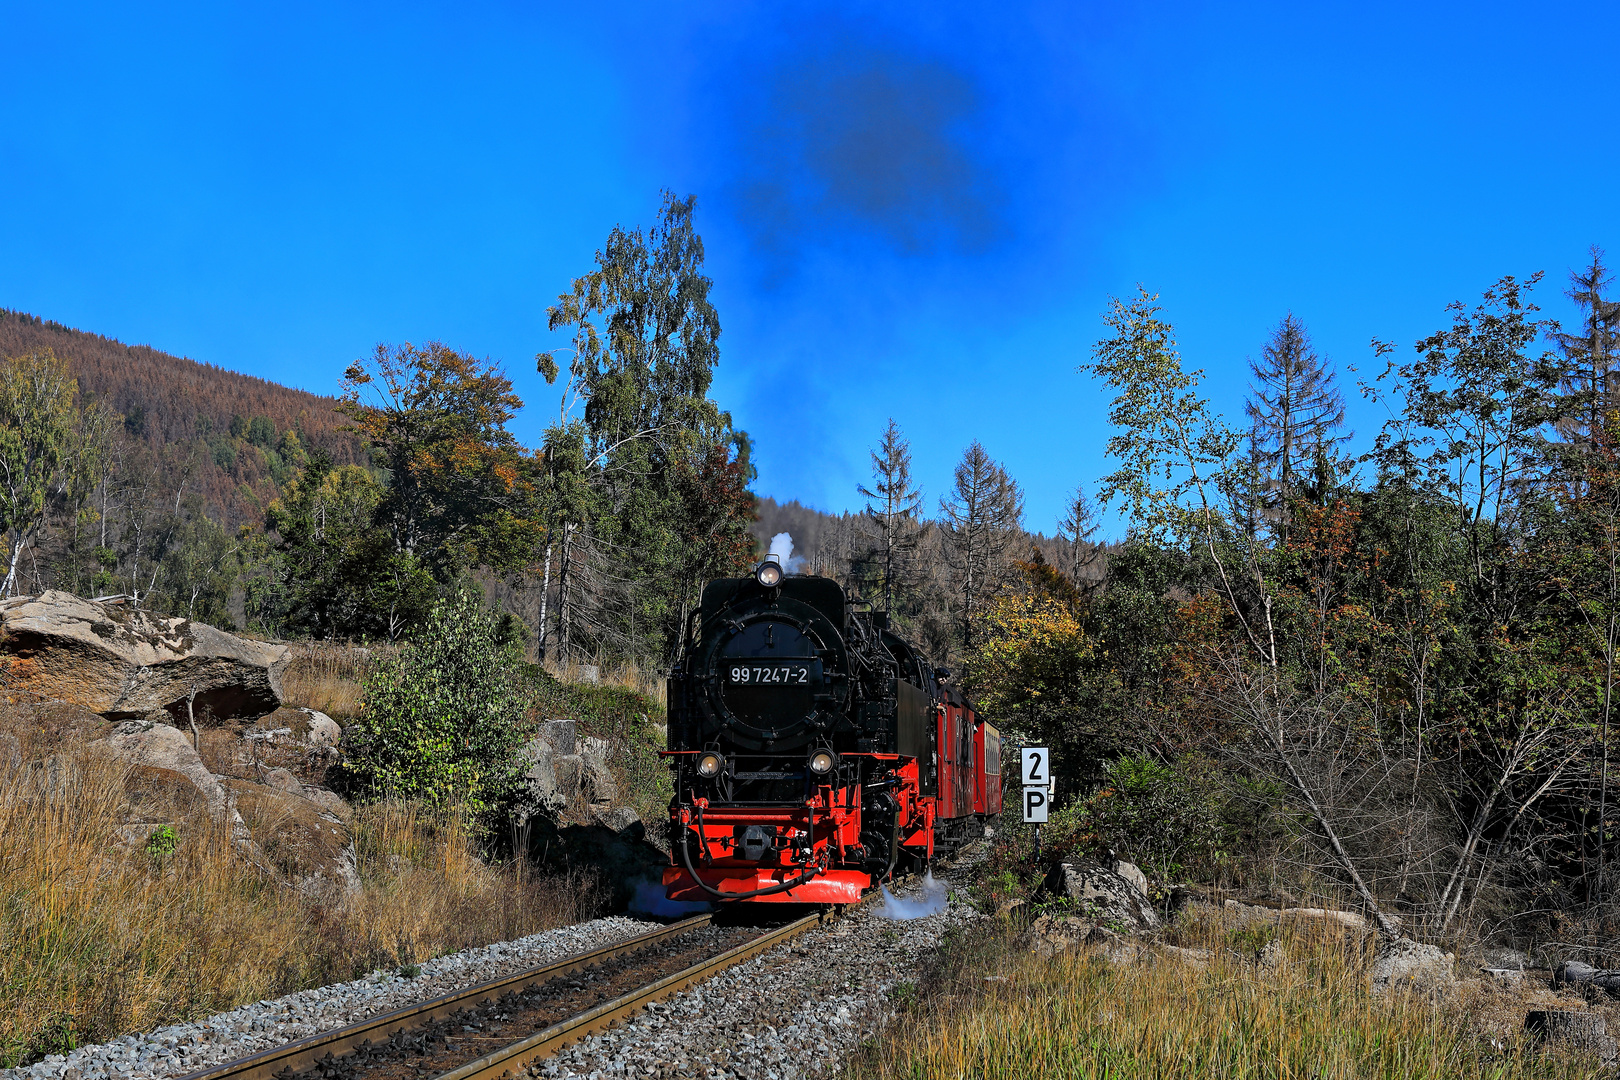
[1021,747,1053,859]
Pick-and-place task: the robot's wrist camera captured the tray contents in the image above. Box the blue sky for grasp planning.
[2,1,1616,537]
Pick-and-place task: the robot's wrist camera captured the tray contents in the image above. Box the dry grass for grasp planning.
[280,642,385,719]
[850,915,1608,1080]
[0,740,601,1068]
[541,656,666,709]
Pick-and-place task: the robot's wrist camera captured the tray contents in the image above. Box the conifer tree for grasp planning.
[940,441,1023,645]
[1056,483,1101,587]
[856,418,923,612]
[1552,247,1620,462]
[1244,314,1348,533]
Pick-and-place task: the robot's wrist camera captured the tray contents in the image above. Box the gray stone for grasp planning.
[223,777,359,900]
[0,591,289,720]
[581,752,617,806]
[536,719,576,756]
[299,709,341,748]
[581,735,611,762]
[1112,859,1149,898]
[1526,1010,1618,1062]
[261,767,301,795]
[518,737,567,816]
[1555,960,1620,994]
[97,719,232,819]
[1044,860,1161,931]
[299,786,351,820]
[94,718,252,843]
[595,806,641,834]
[1370,936,1454,992]
[554,754,583,799]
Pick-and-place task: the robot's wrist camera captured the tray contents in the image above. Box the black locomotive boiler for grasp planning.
[661,553,1002,903]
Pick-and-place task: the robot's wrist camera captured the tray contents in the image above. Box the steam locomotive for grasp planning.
[661,553,1002,904]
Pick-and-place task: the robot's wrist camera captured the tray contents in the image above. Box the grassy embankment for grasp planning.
[0,645,666,1068]
[850,901,1606,1079]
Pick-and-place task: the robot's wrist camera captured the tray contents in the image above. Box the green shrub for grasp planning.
[342,589,529,816]
[143,824,179,860]
[1043,753,1229,881]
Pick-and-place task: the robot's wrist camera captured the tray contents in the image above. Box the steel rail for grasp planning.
[431,911,825,1080]
[172,915,714,1080]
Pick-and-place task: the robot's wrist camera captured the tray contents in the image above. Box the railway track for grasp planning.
[172,911,827,1080]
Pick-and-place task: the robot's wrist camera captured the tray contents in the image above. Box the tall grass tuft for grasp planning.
[851,918,1605,1080]
[0,741,600,1068]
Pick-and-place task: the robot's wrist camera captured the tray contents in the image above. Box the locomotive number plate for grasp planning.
[726,661,818,685]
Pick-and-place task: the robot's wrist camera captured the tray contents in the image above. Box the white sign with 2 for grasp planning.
[1021,747,1049,787]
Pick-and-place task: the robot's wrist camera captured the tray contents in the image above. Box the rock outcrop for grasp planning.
[95,717,241,830]
[517,736,567,819]
[1555,960,1620,994]
[1526,1010,1619,1062]
[1043,859,1162,931]
[0,591,289,720]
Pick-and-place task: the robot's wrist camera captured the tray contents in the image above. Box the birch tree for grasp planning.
[0,350,80,596]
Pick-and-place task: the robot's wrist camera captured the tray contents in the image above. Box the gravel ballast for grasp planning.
[4,917,655,1080]
[538,853,986,1080]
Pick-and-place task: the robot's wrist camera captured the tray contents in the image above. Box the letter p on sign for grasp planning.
[1023,786,1049,823]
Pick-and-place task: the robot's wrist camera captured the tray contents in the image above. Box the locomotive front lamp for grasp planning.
[697,752,725,778]
[755,557,784,588]
[808,749,837,775]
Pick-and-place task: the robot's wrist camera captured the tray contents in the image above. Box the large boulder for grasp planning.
[223,777,360,901]
[1044,860,1162,931]
[1555,960,1620,994]
[516,736,567,819]
[92,716,251,845]
[1370,936,1454,993]
[95,717,232,819]
[0,591,289,720]
[248,705,341,748]
[536,719,576,756]
[1526,1010,1619,1063]
[553,752,617,808]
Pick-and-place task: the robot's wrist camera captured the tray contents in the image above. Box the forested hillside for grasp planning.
[0,310,363,530]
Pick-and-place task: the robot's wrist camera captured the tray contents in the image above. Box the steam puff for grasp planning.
[767,532,806,573]
[876,870,948,920]
[628,877,711,918]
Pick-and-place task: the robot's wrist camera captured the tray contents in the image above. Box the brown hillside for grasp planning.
[0,310,364,527]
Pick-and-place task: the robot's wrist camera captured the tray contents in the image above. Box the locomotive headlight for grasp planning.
[808,749,837,775]
[696,752,725,778]
[755,558,784,587]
